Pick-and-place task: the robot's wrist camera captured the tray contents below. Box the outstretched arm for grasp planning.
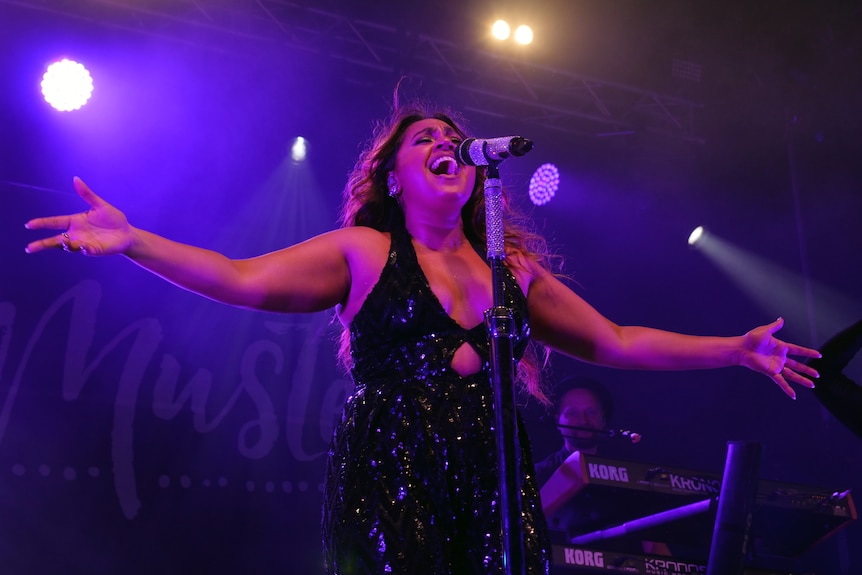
[525,265,820,399]
[25,177,354,314]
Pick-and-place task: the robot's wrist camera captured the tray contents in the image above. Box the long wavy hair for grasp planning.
[338,98,555,404]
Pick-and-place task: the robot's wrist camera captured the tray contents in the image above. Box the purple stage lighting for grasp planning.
[41,59,94,111]
[528,163,560,206]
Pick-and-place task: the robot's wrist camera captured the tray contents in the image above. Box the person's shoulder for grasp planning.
[326,226,389,247]
[534,447,569,486]
[329,226,387,238]
[324,227,392,269]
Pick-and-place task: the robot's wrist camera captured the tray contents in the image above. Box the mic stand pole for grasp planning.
[483,161,525,575]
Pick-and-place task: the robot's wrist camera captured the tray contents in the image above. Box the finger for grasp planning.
[784,343,822,359]
[25,235,65,254]
[784,358,819,380]
[24,214,74,231]
[772,373,796,400]
[73,177,108,209]
[24,178,105,231]
[26,230,73,253]
[765,316,784,335]
[783,368,816,389]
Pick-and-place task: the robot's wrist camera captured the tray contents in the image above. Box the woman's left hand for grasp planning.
[740,317,820,399]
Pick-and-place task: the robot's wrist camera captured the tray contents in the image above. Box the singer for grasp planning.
[24,91,821,575]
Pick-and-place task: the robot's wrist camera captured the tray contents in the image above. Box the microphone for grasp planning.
[454,136,533,166]
[556,424,642,444]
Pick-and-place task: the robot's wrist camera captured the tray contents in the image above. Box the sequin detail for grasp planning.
[322,226,551,574]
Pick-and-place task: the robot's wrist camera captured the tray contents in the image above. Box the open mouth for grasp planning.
[429,156,458,176]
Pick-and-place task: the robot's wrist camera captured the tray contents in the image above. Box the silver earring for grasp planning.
[387,173,401,198]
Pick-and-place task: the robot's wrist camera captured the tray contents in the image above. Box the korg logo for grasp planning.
[587,463,630,483]
[563,548,604,568]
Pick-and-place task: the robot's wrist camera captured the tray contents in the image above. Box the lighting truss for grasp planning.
[3,0,704,143]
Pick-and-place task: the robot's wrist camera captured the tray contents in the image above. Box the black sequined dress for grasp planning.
[323,226,551,574]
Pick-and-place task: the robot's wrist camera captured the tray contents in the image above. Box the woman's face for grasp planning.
[390,118,476,214]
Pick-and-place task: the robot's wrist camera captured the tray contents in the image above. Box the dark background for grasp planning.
[1,1,860,573]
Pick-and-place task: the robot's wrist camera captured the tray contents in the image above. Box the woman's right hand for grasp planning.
[25,177,134,257]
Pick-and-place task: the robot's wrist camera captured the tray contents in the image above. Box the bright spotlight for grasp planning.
[491,20,511,40]
[41,59,94,111]
[290,137,308,162]
[514,25,533,45]
[528,163,560,206]
[688,226,705,246]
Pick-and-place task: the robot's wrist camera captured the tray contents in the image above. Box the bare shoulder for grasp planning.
[328,226,392,324]
[333,225,389,242]
[325,226,390,258]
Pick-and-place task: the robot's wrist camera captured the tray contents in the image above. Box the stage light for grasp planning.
[290,137,308,162]
[41,59,94,111]
[688,226,705,247]
[691,230,859,347]
[514,25,533,45]
[528,163,560,206]
[492,20,511,40]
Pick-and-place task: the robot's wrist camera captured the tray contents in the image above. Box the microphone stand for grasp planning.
[483,161,525,575]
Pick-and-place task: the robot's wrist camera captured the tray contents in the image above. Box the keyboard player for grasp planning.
[533,375,671,556]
